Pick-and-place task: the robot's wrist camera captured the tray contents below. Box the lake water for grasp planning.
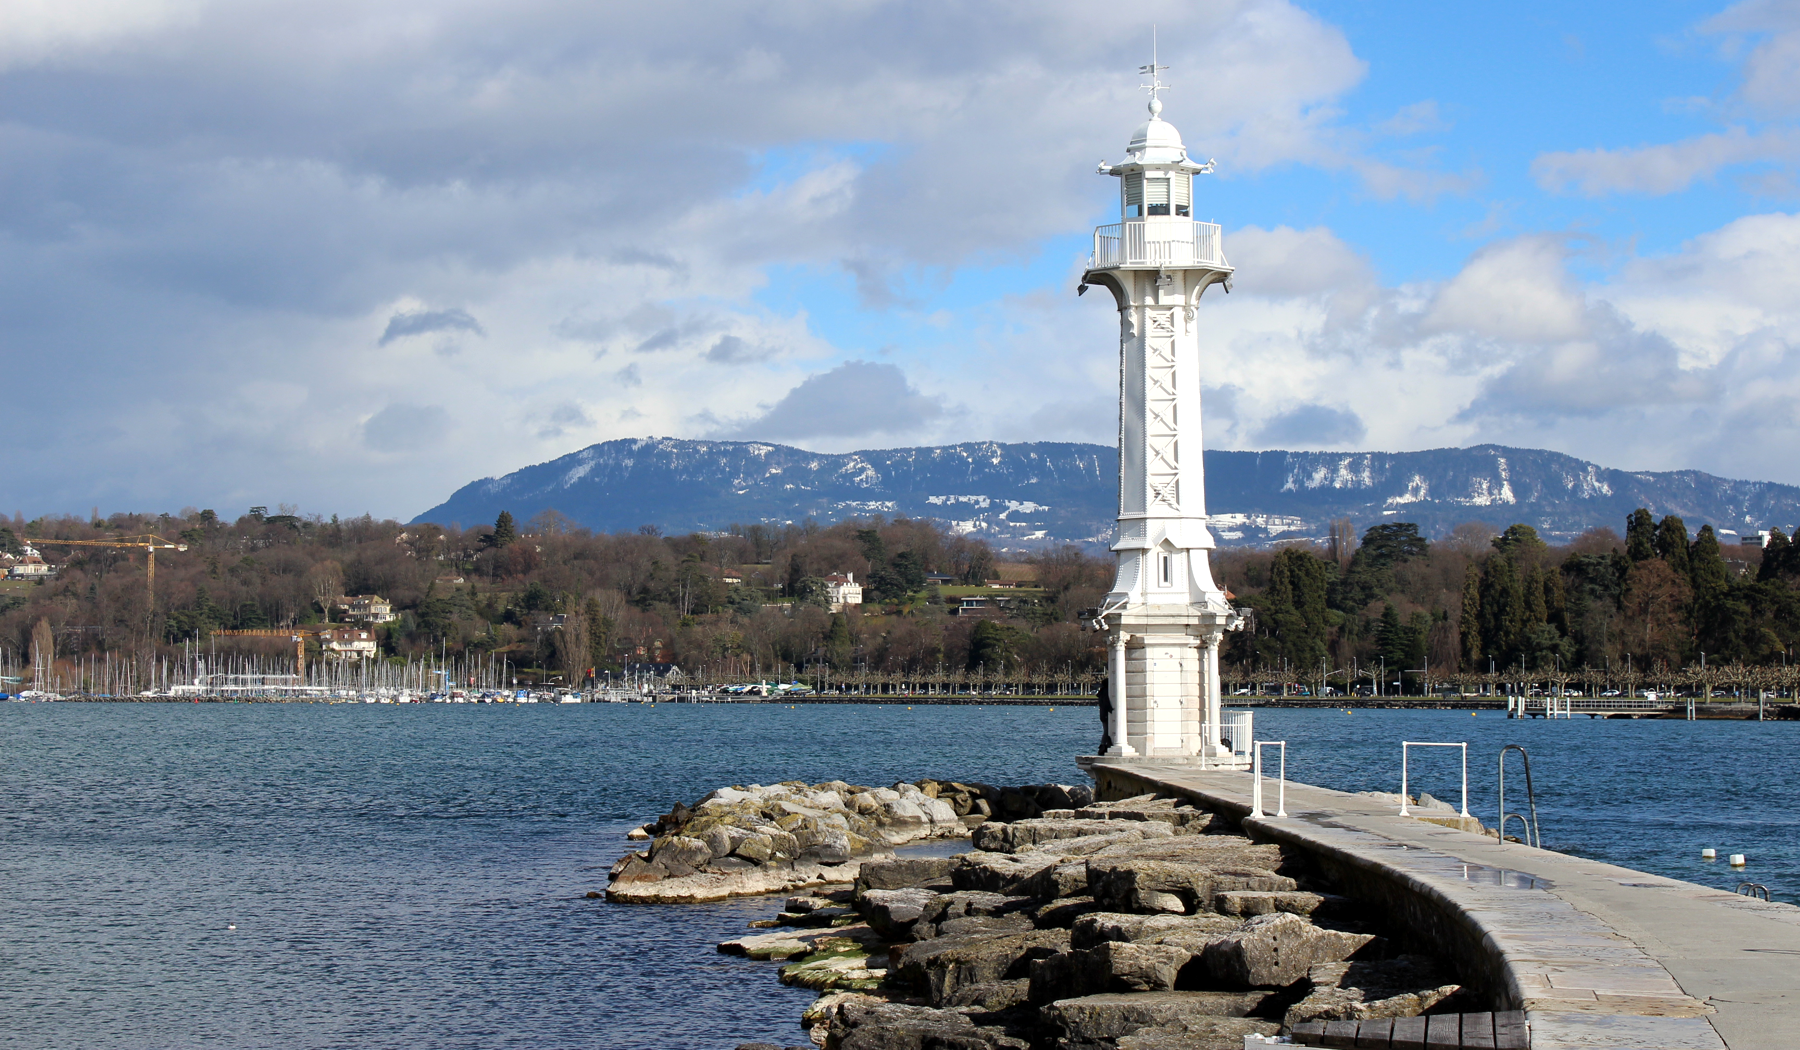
[1,702,1794,1049]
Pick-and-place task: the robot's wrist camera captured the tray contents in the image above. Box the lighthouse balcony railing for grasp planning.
[1089,219,1226,270]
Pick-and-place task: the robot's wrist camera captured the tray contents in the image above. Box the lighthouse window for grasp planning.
[1124,174,1144,218]
[1159,554,1172,586]
[1145,175,1170,216]
[1172,174,1191,217]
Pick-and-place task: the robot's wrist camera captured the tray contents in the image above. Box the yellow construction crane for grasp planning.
[212,629,310,679]
[22,534,188,605]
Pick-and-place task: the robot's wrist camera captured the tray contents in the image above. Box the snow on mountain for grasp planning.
[412,438,1800,548]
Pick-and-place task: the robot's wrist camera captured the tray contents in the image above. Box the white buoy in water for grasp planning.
[1730,854,1748,867]
[1702,848,1716,860]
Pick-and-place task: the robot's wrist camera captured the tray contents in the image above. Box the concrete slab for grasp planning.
[1096,761,1800,1050]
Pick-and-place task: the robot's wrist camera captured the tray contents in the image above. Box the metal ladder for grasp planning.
[1497,744,1542,849]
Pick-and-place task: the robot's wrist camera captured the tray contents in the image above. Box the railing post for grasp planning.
[1399,742,1410,816]
[1460,742,1469,818]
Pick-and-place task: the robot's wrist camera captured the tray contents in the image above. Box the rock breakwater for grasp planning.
[714,792,1469,1050]
[606,779,1093,904]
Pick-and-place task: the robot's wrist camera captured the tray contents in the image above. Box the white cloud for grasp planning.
[714,360,945,444]
[1420,236,1587,343]
[1532,127,1800,197]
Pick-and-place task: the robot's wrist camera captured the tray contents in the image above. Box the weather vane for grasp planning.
[1139,26,1169,113]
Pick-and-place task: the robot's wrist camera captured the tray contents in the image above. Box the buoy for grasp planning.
[1702,848,1717,860]
[1731,854,1748,867]
[1471,712,1478,717]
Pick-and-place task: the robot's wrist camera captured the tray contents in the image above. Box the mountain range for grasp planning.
[413,438,1800,548]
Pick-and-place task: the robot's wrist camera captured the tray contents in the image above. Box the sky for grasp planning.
[6,0,1800,521]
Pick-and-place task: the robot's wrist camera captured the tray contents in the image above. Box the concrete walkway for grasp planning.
[1096,762,1800,1050]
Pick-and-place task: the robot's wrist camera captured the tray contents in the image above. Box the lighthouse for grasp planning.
[1081,52,1246,766]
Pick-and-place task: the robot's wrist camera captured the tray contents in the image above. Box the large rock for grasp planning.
[1282,955,1462,1028]
[974,818,1176,854]
[914,891,1035,938]
[1071,913,1243,952]
[1087,857,1296,915]
[779,943,889,991]
[605,860,864,903]
[858,888,940,939]
[1113,1018,1283,1049]
[719,922,885,960]
[951,851,1063,894]
[1033,896,1100,929]
[1213,890,1349,919]
[1028,941,1193,1003]
[855,856,955,892]
[823,1000,1029,1050]
[892,927,1071,1006]
[1041,991,1278,1044]
[1199,913,1375,988]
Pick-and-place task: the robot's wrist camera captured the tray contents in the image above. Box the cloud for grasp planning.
[1531,3,1800,198]
[1227,225,1376,299]
[1253,403,1366,447]
[706,334,774,364]
[1420,236,1587,342]
[533,401,593,440]
[379,308,485,346]
[614,363,642,388]
[717,360,943,443]
[1532,128,1800,197]
[363,403,449,452]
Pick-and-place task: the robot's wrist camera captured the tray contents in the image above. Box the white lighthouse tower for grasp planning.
[1082,52,1246,766]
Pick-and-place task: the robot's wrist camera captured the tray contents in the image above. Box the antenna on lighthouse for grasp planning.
[1139,26,1169,116]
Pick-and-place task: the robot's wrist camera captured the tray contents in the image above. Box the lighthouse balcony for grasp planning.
[1089,218,1226,271]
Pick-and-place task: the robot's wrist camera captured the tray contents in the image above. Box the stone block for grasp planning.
[1114,1018,1283,1049]
[1213,890,1351,919]
[859,888,939,939]
[892,927,1071,1006]
[1281,955,1461,1028]
[1028,941,1192,1003]
[1041,990,1278,1044]
[1199,913,1375,989]
[1071,912,1243,952]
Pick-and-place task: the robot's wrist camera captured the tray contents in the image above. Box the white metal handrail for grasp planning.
[1399,741,1469,818]
[1251,740,1287,818]
[1090,219,1225,269]
[1218,709,1254,768]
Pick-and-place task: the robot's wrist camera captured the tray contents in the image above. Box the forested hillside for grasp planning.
[1,504,1793,691]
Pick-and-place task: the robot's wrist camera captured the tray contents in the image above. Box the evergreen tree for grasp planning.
[1688,525,1729,603]
[487,510,517,549]
[1654,515,1690,578]
[1479,556,1527,666]
[1265,547,1331,669]
[967,619,1026,672]
[1492,523,1548,558]
[1525,568,1550,627]
[1625,509,1657,562]
[824,613,853,669]
[1358,523,1430,566]
[854,528,887,566]
[1459,565,1482,666]
[891,550,927,593]
[1758,528,1790,582]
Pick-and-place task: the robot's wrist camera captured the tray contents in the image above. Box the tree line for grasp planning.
[1226,512,1796,689]
[5,503,1793,689]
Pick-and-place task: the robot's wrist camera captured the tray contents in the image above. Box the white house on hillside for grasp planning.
[823,573,862,612]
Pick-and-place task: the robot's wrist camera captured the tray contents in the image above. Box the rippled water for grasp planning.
[1,702,1793,1049]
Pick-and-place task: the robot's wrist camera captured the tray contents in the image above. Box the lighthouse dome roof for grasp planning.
[1127,100,1189,164]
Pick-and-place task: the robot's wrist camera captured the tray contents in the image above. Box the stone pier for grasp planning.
[1089,760,1800,1050]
